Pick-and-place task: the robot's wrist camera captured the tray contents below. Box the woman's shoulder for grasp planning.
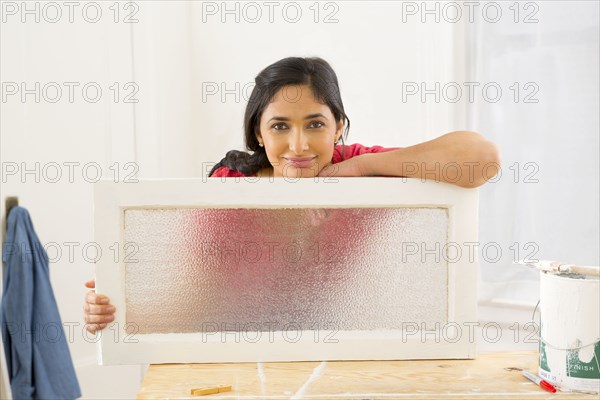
[210,166,256,178]
[332,143,400,163]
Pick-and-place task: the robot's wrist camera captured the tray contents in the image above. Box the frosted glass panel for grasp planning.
[124,208,448,334]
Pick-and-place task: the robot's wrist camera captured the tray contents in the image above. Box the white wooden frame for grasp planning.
[94,178,478,365]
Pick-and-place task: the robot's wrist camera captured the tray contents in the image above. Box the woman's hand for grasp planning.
[318,154,371,178]
[83,279,115,333]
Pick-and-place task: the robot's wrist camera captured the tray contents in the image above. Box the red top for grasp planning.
[210,143,400,177]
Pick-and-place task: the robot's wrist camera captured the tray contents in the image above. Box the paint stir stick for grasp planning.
[516,260,600,277]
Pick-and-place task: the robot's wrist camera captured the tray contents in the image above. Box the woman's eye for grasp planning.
[309,121,325,129]
[272,123,288,130]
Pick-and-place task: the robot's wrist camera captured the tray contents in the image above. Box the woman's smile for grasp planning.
[284,156,317,168]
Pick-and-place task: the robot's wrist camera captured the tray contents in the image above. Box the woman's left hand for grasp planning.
[317,154,370,178]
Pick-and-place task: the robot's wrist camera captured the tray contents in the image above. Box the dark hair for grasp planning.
[208,57,350,177]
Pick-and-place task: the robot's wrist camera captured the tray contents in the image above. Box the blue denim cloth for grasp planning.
[1,207,81,399]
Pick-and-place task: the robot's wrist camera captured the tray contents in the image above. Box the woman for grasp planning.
[83,56,500,332]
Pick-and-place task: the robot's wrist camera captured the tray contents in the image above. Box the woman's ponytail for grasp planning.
[208,147,270,177]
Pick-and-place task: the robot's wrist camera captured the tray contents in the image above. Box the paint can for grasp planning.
[539,270,600,393]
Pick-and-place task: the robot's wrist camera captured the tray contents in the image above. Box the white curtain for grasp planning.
[469,1,599,306]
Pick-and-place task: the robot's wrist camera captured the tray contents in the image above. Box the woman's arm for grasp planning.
[324,131,501,188]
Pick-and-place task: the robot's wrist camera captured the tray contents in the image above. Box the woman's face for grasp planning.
[257,84,343,178]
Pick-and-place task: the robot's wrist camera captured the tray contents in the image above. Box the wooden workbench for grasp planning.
[137,351,598,399]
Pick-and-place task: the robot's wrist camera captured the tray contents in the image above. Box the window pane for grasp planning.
[124,207,449,334]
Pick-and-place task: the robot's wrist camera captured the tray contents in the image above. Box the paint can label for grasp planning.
[539,338,600,393]
[566,341,600,379]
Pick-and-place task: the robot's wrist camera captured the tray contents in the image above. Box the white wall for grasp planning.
[189,1,465,166]
[1,3,142,398]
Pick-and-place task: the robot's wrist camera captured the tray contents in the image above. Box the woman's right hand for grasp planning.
[83,279,116,333]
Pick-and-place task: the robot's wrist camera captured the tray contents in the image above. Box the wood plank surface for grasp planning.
[137,351,598,399]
